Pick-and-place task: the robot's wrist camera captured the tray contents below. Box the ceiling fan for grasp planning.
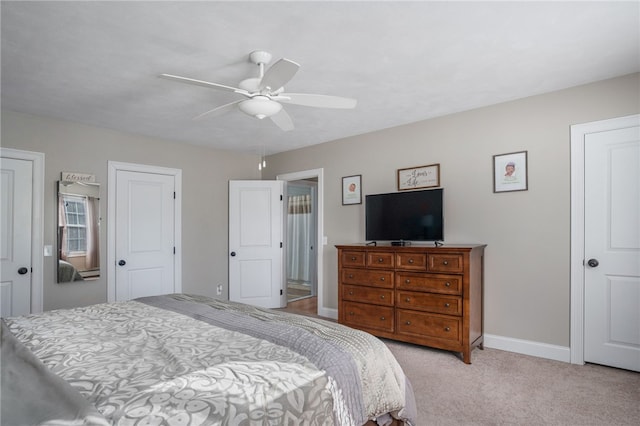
[160,50,357,131]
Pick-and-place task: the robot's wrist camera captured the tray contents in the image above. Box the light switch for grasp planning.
[43,245,53,257]
[322,236,328,245]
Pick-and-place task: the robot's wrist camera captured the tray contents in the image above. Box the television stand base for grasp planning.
[391,240,411,246]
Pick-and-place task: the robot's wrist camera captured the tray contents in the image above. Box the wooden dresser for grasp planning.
[336,243,486,364]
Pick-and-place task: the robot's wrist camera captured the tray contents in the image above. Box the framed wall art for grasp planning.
[342,174,362,205]
[493,151,528,193]
[397,163,440,191]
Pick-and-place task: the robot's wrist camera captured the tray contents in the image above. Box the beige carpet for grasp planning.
[383,340,639,425]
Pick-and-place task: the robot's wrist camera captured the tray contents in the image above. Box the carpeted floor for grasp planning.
[383,340,639,425]
[276,303,639,425]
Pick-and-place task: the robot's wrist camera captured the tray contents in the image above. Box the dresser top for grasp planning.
[335,243,486,251]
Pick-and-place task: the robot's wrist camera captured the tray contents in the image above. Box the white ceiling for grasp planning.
[2,1,638,156]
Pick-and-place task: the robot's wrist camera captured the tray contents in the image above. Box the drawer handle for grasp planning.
[405,321,411,325]
[445,282,451,287]
[378,257,384,263]
[380,295,385,299]
[349,274,354,279]
[349,291,354,295]
[380,316,386,321]
[349,312,355,316]
[405,279,411,284]
[380,277,385,281]
[351,256,356,261]
[443,260,449,265]
[444,326,451,332]
[408,258,414,264]
[405,297,411,302]
[444,303,450,307]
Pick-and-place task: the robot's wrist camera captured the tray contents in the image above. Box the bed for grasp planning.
[1,293,417,425]
[57,259,85,282]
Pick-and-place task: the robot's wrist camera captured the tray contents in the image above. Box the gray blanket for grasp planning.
[2,294,417,425]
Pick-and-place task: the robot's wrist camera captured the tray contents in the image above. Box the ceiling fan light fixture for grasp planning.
[239,96,282,119]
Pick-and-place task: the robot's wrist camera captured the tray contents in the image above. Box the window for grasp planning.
[63,195,87,254]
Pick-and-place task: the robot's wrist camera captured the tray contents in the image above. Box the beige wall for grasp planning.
[3,73,638,346]
[263,73,640,347]
[1,110,259,311]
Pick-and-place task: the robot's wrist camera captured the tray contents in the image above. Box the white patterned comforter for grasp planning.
[2,294,416,426]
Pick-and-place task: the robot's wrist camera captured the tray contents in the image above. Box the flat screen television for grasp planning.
[365,188,444,243]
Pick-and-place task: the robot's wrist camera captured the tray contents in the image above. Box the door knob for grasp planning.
[230,251,236,257]
[587,258,599,268]
[17,267,28,275]
[118,259,126,266]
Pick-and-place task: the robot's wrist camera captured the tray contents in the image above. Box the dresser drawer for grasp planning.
[428,254,464,273]
[396,291,461,315]
[396,252,427,271]
[343,284,394,306]
[366,251,395,268]
[396,273,461,295]
[397,310,461,342]
[342,301,394,333]
[341,250,366,267]
[342,268,394,288]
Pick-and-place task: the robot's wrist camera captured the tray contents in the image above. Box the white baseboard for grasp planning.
[319,307,338,320]
[314,313,570,363]
[484,334,571,363]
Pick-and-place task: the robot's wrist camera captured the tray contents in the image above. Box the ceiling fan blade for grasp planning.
[277,93,357,109]
[192,100,242,121]
[259,59,300,91]
[270,108,294,131]
[159,74,249,96]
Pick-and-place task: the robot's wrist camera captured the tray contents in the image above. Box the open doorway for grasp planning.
[277,168,326,318]
[285,180,317,303]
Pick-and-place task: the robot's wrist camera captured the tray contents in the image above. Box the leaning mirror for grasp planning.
[57,181,100,283]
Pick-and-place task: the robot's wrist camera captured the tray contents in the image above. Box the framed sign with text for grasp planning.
[397,163,440,191]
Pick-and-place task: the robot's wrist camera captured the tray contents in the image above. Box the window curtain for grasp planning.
[85,196,99,270]
[58,197,68,260]
[287,194,312,283]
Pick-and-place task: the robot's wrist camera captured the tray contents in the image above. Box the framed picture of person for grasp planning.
[342,174,362,205]
[493,151,528,193]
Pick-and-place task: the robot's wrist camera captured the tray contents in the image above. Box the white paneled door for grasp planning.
[584,119,640,372]
[0,157,32,317]
[229,180,284,309]
[114,169,177,301]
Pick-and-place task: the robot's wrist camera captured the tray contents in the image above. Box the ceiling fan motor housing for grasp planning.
[239,96,282,119]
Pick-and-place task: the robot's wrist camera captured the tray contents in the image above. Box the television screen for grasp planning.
[365,189,443,242]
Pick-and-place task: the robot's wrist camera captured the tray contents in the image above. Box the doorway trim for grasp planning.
[569,114,639,365]
[0,147,44,314]
[277,168,332,318]
[107,161,182,302]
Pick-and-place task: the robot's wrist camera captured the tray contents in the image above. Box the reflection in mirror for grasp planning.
[57,181,100,283]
